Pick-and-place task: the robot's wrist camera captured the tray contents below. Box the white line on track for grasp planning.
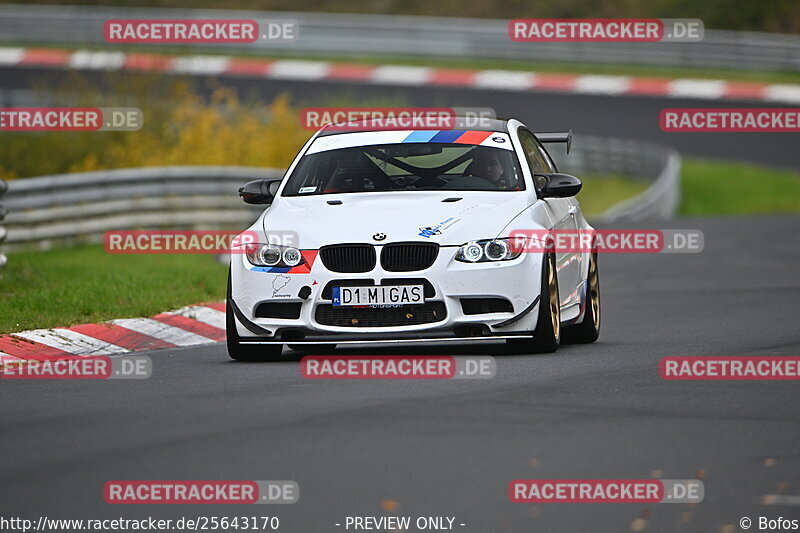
[0,47,24,66]
[268,60,330,80]
[574,75,632,95]
[473,70,535,90]
[170,305,226,330]
[371,65,432,85]
[171,55,231,75]
[68,50,126,70]
[764,84,800,104]
[110,318,214,346]
[13,329,129,355]
[668,79,727,99]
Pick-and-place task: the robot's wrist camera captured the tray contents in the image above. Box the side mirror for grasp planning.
[239,179,280,204]
[537,173,582,198]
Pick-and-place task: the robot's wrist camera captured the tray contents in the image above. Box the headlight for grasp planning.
[484,240,509,261]
[459,242,484,263]
[245,243,304,268]
[282,247,302,267]
[455,238,523,263]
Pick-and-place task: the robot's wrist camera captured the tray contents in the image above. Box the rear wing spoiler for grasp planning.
[535,130,572,154]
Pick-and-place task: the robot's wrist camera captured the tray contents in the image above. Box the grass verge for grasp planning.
[681,159,800,215]
[0,246,227,334]
[577,176,650,218]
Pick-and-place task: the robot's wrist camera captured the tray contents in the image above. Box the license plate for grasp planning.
[332,285,425,307]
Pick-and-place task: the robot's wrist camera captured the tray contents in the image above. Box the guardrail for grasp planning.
[549,137,682,223]
[1,166,279,253]
[0,135,680,261]
[0,4,797,71]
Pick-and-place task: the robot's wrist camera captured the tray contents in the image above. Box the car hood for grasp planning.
[261,191,533,248]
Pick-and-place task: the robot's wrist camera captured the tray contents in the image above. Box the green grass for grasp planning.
[10,42,800,85]
[0,246,227,334]
[577,176,650,217]
[680,159,800,215]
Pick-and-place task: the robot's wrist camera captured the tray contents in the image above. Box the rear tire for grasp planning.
[226,270,284,362]
[563,252,601,344]
[508,253,561,353]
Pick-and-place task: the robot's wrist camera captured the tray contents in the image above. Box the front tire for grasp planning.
[508,253,561,353]
[563,252,601,344]
[226,270,284,362]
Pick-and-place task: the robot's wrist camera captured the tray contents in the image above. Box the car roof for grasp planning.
[317,117,510,137]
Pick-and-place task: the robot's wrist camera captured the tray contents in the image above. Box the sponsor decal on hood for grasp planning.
[419,217,461,238]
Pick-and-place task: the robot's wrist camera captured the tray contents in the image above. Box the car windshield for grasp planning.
[282,142,525,196]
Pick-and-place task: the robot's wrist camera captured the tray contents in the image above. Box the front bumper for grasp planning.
[230,245,544,341]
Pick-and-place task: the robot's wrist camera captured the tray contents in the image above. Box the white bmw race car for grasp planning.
[227,118,600,361]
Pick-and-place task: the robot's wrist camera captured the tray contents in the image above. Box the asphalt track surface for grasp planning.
[2,214,800,532]
[1,65,799,169]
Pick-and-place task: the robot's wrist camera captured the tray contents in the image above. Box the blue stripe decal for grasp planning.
[430,130,466,143]
[402,130,438,143]
[250,266,291,273]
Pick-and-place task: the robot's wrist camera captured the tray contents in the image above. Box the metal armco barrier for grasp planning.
[1,135,680,261]
[549,137,682,223]
[0,4,797,72]
[2,166,280,252]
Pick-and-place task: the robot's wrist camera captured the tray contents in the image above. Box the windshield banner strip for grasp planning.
[308,130,512,154]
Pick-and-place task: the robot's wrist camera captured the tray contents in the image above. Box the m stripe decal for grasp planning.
[401,130,497,145]
[430,130,466,143]
[402,130,438,143]
[454,131,493,144]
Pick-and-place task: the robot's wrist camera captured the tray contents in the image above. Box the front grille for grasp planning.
[319,244,376,273]
[315,302,447,327]
[380,242,439,272]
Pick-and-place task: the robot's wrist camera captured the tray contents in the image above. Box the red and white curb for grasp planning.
[0,302,226,365]
[0,46,798,104]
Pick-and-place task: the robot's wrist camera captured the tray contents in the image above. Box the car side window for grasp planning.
[518,130,556,185]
